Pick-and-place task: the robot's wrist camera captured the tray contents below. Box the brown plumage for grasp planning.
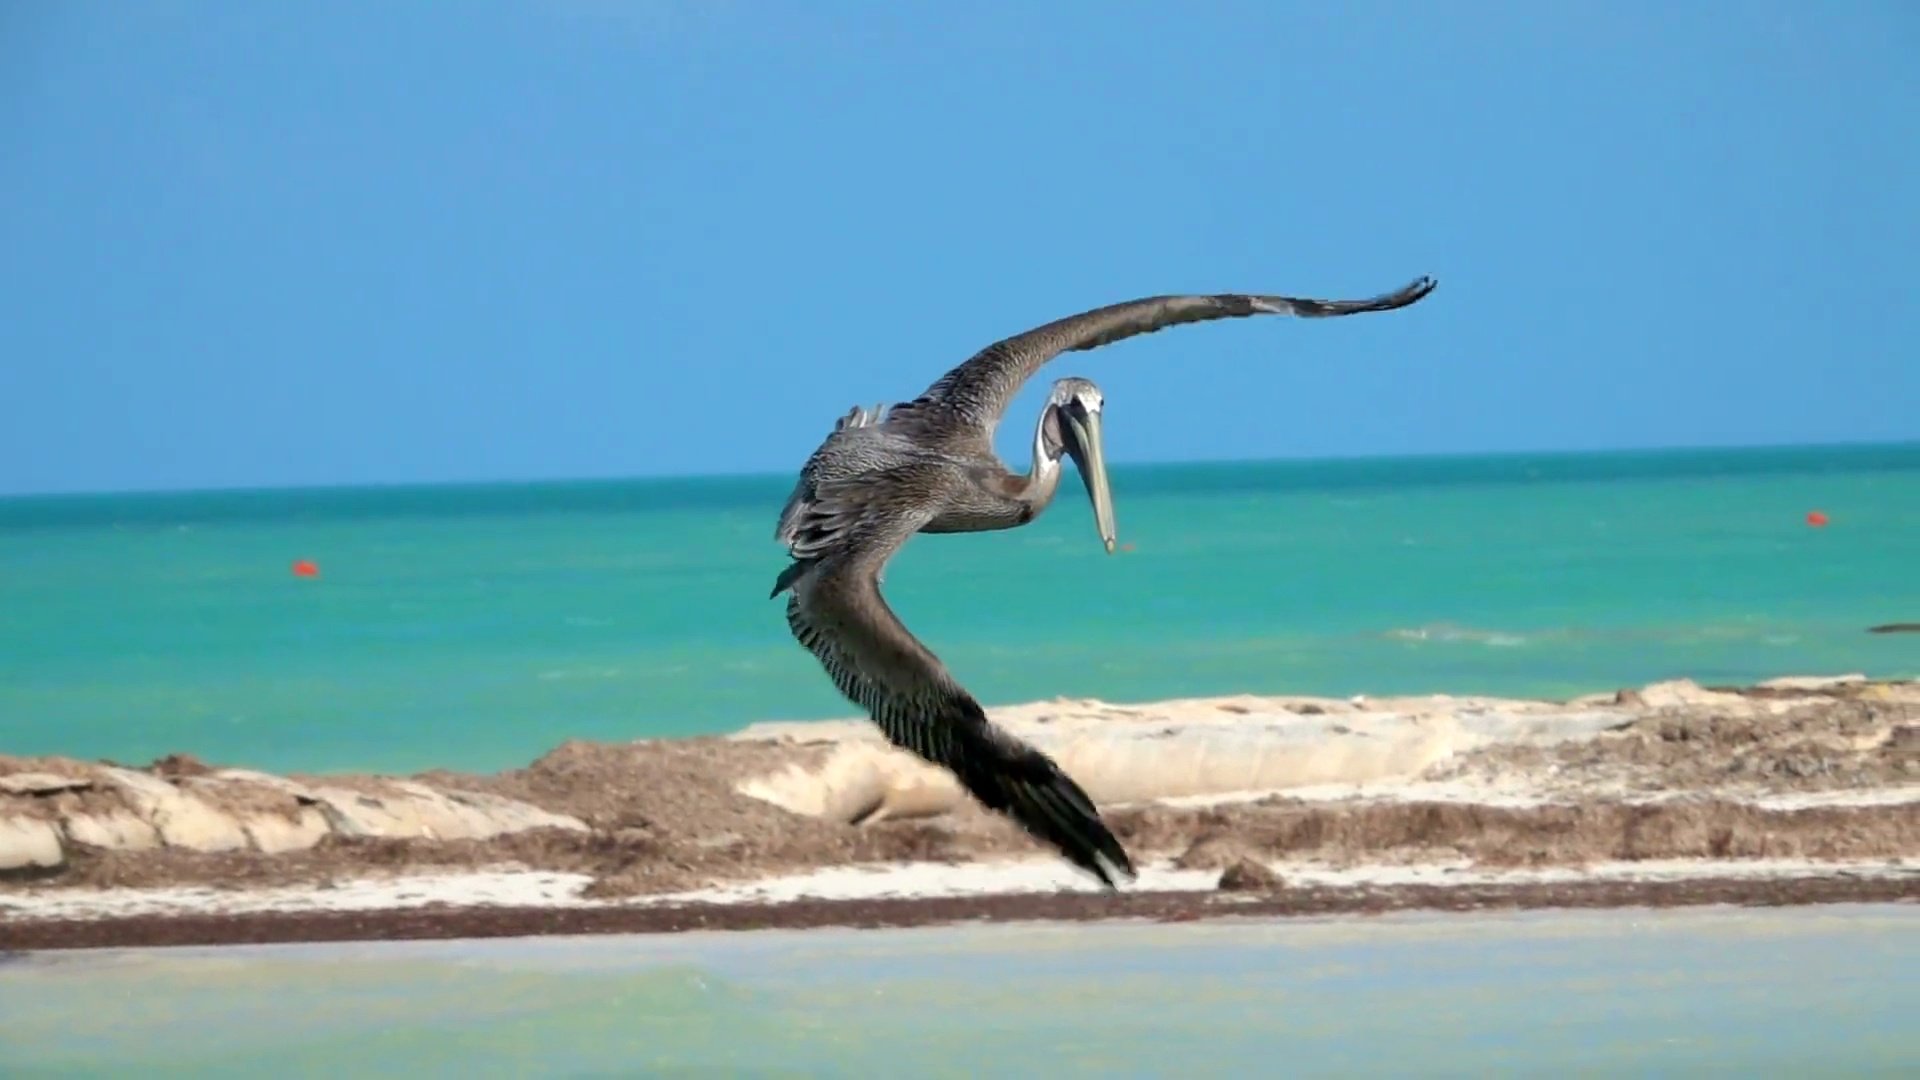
[772,275,1437,887]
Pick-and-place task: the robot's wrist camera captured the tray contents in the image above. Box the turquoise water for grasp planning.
[2,906,1915,1075]
[2,443,1916,775]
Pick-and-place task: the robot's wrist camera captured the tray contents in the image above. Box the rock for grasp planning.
[386,781,511,840]
[738,743,966,825]
[299,784,427,838]
[0,817,64,871]
[238,808,332,854]
[211,768,321,798]
[21,764,582,855]
[298,782,586,841]
[98,767,250,853]
[0,772,92,797]
[1637,679,1746,711]
[441,788,589,836]
[60,809,161,851]
[1217,857,1283,892]
[185,772,334,853]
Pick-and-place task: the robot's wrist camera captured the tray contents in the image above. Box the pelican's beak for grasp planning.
[1061,405,1117,554]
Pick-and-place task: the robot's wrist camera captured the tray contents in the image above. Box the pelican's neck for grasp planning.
[1019,405,1067,509]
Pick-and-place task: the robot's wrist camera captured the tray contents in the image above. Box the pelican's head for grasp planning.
[1047,377,1116,555]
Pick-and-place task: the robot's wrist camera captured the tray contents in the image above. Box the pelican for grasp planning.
[772,275,1438,887]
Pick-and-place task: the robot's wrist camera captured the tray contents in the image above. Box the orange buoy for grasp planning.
[1805,511,1829,528]
[291,559,320,578]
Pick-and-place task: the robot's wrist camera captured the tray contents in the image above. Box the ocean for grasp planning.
[3,905,1916,1075]
[2,443,1915,776]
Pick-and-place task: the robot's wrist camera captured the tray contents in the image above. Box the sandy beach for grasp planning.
[3,674,1915,950]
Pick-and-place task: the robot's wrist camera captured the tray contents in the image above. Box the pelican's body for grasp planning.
[772,276,1438,886]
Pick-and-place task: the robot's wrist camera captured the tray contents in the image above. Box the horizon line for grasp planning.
[5,436,1917,502]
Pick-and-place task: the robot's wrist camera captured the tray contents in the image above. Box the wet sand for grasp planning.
[3,874,1914,952]
[3,675,1915,950]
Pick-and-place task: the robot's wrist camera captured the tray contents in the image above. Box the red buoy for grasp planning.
[291,559,320,578]
[1805,511,1829,528]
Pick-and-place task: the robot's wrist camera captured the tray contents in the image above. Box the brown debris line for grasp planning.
[3,875,1915,953]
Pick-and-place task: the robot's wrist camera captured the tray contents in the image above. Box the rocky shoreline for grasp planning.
[4,674,1916,949]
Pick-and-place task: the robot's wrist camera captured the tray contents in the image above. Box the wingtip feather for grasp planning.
[992,762,1137,892]
[1363,274,1439,312]
[770,558,810,599]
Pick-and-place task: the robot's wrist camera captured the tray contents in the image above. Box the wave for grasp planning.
[535,667,625,682]
[1382,622,1527,647]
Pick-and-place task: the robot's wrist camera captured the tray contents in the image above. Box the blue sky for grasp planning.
[3,2,1915,495]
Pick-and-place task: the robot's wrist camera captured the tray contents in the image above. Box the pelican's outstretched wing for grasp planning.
[895,275,1437,441]
[776,471,1136,887]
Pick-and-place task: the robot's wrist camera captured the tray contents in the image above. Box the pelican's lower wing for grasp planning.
[784,571,1136,889]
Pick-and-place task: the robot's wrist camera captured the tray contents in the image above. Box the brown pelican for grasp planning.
[772,275,1438,887]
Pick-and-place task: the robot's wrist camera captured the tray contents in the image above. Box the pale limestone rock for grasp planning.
[60,809,161,851]
[0,817,63,870]
[211,768,322,799]
[384,781,501,840]
[1637,679,1747,711]
[0,772,92,796]
[301,784,419,838]
[738,698,1638,822]
[99,767,249,852]
[441,788,588,835]
[739,743,961,824]
[238,807,332,854]
[297,782,584,840]
[182,774,333,853]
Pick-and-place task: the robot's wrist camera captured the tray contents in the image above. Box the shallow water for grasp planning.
[3,444,1916,775]
[3,905,1915,1076]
